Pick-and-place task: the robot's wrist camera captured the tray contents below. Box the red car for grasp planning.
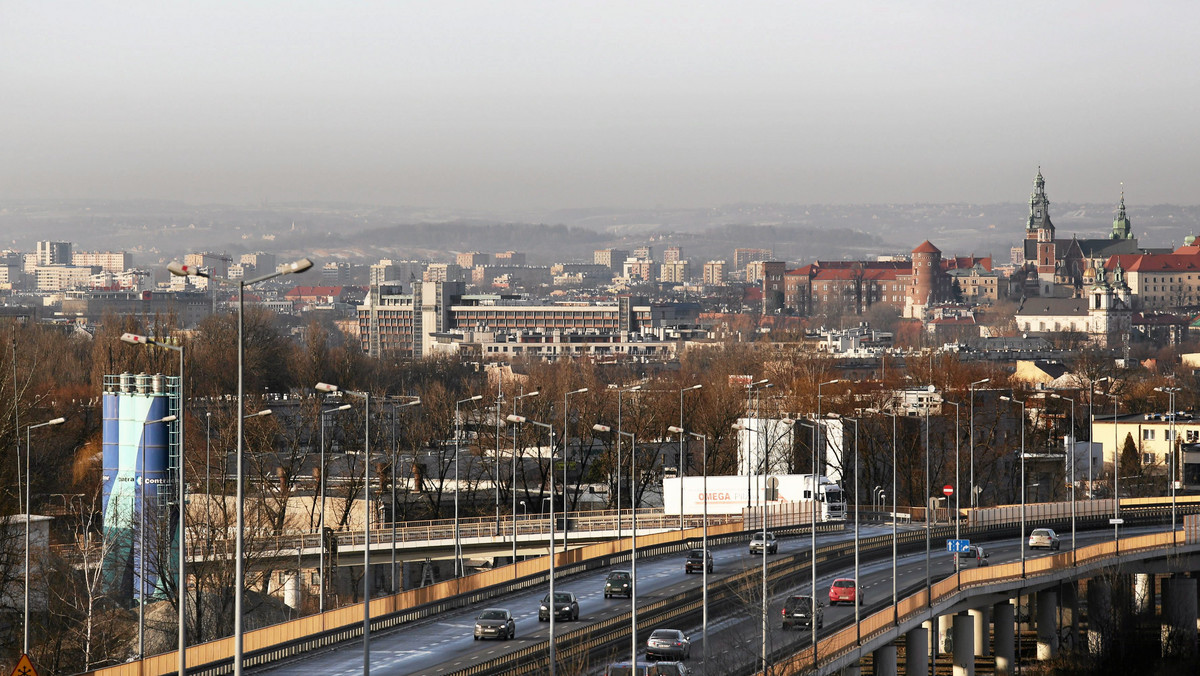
[828,578,862,606]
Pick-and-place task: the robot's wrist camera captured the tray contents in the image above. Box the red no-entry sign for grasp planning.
[942,485,954,497]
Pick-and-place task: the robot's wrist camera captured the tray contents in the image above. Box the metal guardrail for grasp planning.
[83,499,1199,676]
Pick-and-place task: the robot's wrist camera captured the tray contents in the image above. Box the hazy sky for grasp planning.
[4,1,1199,210]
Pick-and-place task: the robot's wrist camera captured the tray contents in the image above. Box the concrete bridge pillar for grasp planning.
[969,606,991,657]
[1161,575,1198,658]
[952,612,975,676]
[1060,581,1079,651]
[1036,588,1058,660]
[938,613,954,653]
[873,644,897,676]
[1133,573,1154,618]
[839,664,860,676]
[992,600,1015,676]
[1087,577,1114,656]
[907,625,930,676]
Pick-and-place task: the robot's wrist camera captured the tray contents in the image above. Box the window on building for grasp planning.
[1143,429,1155,441]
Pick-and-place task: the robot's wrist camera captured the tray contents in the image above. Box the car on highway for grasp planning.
[964,544,990,566]
[605,570,633,598]
[781,594,824,629]
[646,628,691,660]
[828,578,863,606]
[1028,528,1061,550]
[684,548,713,574]
[539,591,580,621]
[749,531,778,554]
[604,661,692,675]
[473,608,516,640]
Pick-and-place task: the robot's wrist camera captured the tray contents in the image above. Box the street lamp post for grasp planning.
[968,379,990,508]
[1000,396,1027,577]
[389,399,420,591]
[742,379,769,509]
[170,256,313,676]
[594,423,637,666]
[615,385,641,539]
[120,332,189,674]
[668,426,710,674]
[509,415,556,676]
[945,401,962,575]
[318,404,352,612]
[813,379,839,666]
[1049,393,1077,556]
[137,414,176,660]
[678,384,702,530]
[511,390,539,568]
[454,395,483,576]
[562,387,588,552]
[314,383,373,676]
[1154,386,1180,538]
[23,417,66,655]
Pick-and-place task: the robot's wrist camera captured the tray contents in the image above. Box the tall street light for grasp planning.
[741,379,769,509]
[562,387,588,551]
[318,403,352,612]
[389,398,420,591]
[968,378,990,508]
[668,426,710,673]
[1049,393,1077,556]
[120,332,189,675]
[169,255,313,676]
[593,423,637,667]
[454,395,483,575]
[1000,396,1027,577]
[1154,386,1180,538]
[509,415,556,676]
[944,401,962,575]
[868,407,900,625]
[315,383,373,676]
[614,385,641,539]
[511,390,539,567]
[812,379,839,667]
[23,416,65,655]
[835,414,862,643]
[138,414,177,660]
[678,384,702,530]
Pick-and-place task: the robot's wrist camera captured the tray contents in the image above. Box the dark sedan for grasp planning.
[539,591,580,621]
[473,608,516,640]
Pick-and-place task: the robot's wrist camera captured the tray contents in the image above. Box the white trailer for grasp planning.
[663,473,846,521]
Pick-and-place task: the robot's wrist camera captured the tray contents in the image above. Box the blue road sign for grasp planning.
[946,539,971,553]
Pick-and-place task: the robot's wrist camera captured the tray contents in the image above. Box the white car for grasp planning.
[1028,528,1061,550]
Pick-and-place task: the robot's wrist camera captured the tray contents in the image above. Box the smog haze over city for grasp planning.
[5,1,1200,260]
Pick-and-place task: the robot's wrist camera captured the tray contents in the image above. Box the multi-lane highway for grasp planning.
[257,522,1159,676]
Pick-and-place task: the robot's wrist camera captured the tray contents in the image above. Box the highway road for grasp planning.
[256,522,1160,676]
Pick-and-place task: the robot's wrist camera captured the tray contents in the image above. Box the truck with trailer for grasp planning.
[663,473,846,521]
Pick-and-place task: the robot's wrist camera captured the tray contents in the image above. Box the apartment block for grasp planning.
[734,248,773,271]
[456,252,491,269]
[659,260,690,283]
[663,246,683,264]
[493,251,526,266]
[623,258,655,282]
[633,246,653,260]
[73,251,131,274]
[239,252,277,275]
[184,252,230,279]
[37,241,72,266]
[593,249,630,271]
[702,260,728,285]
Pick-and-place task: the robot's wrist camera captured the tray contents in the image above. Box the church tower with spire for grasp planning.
[1025,168,1058,295]
[1111,192,1133,240]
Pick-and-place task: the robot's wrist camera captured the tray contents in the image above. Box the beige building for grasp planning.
[659,260,690,284]
[456,252,490,269]
[73,251,131,274]
[702,260,728,285]
[593,249,630,271]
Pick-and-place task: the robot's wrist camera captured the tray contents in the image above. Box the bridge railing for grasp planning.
[768,528,1187,675]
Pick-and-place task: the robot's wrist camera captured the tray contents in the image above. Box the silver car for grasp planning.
[1028,528,1061,550]
[646,628,691,660]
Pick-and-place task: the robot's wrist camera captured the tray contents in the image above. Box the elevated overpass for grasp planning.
[83,497,1200,676]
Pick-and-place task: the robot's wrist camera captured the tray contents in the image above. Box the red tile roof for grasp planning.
[912,240,941,254]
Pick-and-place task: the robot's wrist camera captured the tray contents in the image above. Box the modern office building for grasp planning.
[73,251,132,274]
